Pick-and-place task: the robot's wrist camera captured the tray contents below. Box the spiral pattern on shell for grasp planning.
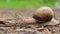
[33,7,54,23]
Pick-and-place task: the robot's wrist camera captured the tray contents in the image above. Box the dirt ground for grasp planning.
[0,8,60,34]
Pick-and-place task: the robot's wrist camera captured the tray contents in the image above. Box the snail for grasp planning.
[15,7,59,25]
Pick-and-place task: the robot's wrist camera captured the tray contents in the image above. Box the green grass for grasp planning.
[0,0,59,9]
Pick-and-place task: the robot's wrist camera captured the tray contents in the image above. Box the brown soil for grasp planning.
[0,8,60,34]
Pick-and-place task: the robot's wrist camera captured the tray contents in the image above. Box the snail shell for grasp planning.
[33,7,54,23]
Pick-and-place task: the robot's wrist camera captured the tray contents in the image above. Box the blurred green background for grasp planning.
[0,0,60,9]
